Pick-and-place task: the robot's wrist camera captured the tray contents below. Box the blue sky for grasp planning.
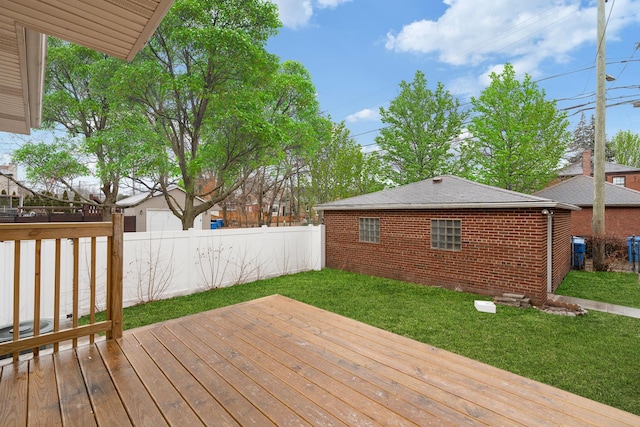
[2,0,640,163]
[267,0,640,150]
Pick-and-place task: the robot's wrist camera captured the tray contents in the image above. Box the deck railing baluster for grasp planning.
[90,236,97,345]
[53,238,61,353]
[33,239,42,358]
[0,213,124,359]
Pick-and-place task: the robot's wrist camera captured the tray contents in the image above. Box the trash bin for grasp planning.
[0,319,54,359]
[627,236,640,262]
[571,236,586,269]
[210,222,218,230]
[216,219,224,228]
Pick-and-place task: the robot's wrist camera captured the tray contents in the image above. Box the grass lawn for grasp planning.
[91,269,640,416]
[556,270,640,308]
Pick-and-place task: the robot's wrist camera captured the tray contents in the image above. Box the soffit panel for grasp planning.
[0,0,174,135]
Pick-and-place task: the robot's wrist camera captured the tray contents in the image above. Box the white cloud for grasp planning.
[317,0,352,9]
[346,108,380,122]
[270,0,352,29]
[270,0,313,29]
[385,0,640,75]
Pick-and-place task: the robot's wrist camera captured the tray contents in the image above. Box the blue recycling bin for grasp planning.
[571,236,586,269]
[627,236,640,262]
[216,219,224,228]
[210,222,218,230]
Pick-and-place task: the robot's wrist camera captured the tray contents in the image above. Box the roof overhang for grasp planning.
[0,0,174,135]
[317,201,581,211]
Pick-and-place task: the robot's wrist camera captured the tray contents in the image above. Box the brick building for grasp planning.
[317,176,578,306]
[534,175,640,241]
[558,151,640,191]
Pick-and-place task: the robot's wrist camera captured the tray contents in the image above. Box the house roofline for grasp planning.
[317,201,580,211]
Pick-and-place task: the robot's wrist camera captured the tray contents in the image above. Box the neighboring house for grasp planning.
[558,151,640,191]
[534,175,640,241]
[0,163,23,212]
[117,187,212,232]
[317,175,579,306]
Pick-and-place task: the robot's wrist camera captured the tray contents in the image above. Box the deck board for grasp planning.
[53,350,97,426]
[0,359,28,426]
[76,345,132,426]
[27,356,62,426]
[2,294,640,426]
[96,340,168,426]
[118,334,204,426]
[263,296,636,426]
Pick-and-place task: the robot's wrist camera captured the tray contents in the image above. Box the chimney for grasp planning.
[582,150,591,176]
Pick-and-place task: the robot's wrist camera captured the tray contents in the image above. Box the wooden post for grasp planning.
[109,213,124,339]
[592,0,607,270]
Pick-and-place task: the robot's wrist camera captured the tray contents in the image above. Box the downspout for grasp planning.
[542,210,554,293]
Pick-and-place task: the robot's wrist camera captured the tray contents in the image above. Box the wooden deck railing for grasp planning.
[0,213,123,361]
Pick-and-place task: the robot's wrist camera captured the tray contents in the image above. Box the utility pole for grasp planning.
[592,0,606,270]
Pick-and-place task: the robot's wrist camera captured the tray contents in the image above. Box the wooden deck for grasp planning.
[1,295,638,426]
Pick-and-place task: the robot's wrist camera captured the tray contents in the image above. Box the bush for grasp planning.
[583,235,627,271]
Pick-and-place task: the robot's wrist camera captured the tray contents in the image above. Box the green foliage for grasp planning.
[12,139,90,183]
[119,0,291,229]
[467,63,570,193]
[376,70,469,185]
[307,121,384,205]
[23,38,159,217]
[610,130,640,167]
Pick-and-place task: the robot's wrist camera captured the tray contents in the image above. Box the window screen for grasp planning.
[431,219,461,250]
[359,217,380,243]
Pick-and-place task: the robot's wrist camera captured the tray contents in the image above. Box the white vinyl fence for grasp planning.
[0,225,325,326]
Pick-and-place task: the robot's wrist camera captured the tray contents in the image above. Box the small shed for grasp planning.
[117,187,211,232]
[316,176,579,306]
[534,175,640,240]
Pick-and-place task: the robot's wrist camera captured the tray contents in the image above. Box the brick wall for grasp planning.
[552,210,572,292]
[605,172,640,191]
[570,207,640,240]
[324,208,573,306]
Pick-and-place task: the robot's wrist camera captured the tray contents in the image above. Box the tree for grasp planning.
[15,39,158,220]
[375,70,468,185]
[565,113,613,164]
[308,121,384,205]
[247,61,325,226]
[120,0,283,229]
[467,63,570,193]
[610,130,640,167]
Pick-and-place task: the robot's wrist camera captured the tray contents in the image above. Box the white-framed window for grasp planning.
[359,217,380,243]
[612,176,626,187]
[431,219,461,251]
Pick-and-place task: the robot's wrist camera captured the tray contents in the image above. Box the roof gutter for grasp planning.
[316,201,580,212]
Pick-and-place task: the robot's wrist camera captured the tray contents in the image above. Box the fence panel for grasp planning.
[1,224,325,326]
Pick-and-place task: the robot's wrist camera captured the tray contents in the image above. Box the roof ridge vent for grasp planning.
[432,177,443,183]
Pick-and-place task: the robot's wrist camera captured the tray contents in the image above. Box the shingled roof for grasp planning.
[558,161,640,177]
[316,175,579,211]
[534,175,640,207]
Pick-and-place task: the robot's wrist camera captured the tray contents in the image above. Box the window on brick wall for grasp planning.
[359,217,380,243]
[431,219,461,250]
[612,176,625,187]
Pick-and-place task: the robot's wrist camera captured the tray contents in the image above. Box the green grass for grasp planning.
[556,270,640,308]
[87,269,640,416]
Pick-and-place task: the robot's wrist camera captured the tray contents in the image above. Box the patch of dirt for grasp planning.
[582,258,639,273]
[538,299,588,317]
